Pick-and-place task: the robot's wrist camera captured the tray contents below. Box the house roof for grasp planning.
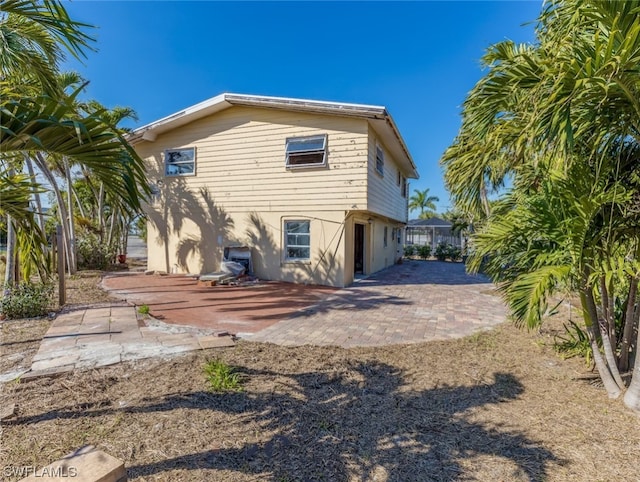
[127,93,419,179]
[408,217,452,227]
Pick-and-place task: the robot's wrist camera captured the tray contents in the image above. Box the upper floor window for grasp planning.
[165,147,196,176]
[285,135,327,168]
[401,176,408,198]
[375,145,384,176]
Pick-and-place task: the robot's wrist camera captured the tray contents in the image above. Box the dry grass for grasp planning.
[1,274,640,481]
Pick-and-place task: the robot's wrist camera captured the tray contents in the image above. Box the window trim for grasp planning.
[375,144,384,176]
[164,147,196,177]
[285,134,328,169]
[283,219,311,262]
[401,176,408,198]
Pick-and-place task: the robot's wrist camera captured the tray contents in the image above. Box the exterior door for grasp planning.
[354,223,365,275]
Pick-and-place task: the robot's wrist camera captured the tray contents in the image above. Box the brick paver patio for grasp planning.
[1,260,507,382]
[248,260,507,347]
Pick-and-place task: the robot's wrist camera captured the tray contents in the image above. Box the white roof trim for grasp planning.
[128,93,418,178]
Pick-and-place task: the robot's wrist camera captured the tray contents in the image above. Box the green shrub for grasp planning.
[137,304,150,316]
[434,243,449,261]
[417,245,431,259]
[77,233,116,270]
[554,320,594,367]
[447,246,462,262]
[403,245,415,257]
[204,359,243,392]
[1,282,53,319]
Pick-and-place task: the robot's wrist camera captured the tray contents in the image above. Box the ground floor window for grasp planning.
[285,220,310,260]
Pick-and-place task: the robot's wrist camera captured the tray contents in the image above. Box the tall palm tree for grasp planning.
[441,0,640,411]
[1,0,93,283]
[0,1,149,284]
[408,188,439,219]
[1,85,149,279]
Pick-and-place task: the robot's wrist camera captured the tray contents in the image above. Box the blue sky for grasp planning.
[64,1,541,214]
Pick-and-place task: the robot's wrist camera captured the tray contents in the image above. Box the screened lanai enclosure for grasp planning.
[405,217,463,250]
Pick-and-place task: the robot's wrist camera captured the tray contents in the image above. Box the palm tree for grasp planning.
[408,188,439,219]
[468,161,634,399]
[441,0,640,411]
[1,85,149,280]
[0,1,149,284]
[0,0,94,94]
[1,0,93,283]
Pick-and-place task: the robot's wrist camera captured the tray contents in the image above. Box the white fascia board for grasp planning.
[224,93,387,118]
[129,93,229,143]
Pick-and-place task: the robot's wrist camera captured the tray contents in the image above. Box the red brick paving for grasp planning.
[102,274,338,335]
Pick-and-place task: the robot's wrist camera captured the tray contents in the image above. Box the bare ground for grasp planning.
[1,272,639,481]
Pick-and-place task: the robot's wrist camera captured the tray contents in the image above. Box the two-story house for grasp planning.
[128,93,419,287]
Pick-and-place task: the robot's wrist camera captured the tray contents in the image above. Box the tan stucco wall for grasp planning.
[146,197,348,286]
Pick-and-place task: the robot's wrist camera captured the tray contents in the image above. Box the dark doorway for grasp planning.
[354,223,365,275]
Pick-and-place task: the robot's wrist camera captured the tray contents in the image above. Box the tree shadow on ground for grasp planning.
[128,367,559,480]
[13,364,560,480]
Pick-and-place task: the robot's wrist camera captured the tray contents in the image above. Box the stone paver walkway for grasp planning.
[248,260,507,347]
[17,303,233,380]
[2,260,507,381]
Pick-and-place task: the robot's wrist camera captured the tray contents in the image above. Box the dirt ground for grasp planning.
[1,271,639,481]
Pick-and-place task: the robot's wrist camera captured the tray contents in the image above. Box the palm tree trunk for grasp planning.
[72,188,86,218]
[98,182,106,240]
[623,318,640,412]
[599,276,617,350]
[24,156,46,231]
[596,278,624,387]
[619,276,639,372]
[4,215,16,286]
[3,165,18,286]
[33,153,73,277]
[64,158,77,274]
[581,289,623,398]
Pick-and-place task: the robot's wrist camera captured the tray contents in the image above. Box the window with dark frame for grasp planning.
[285,220,310,260]
[401,177,408,198]
[376,145,384,176]
[165,147,196,176]
[384,226,388,248]
[285,135,327,168]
